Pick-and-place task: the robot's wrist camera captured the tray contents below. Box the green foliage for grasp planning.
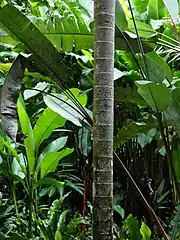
[168,203,180,240]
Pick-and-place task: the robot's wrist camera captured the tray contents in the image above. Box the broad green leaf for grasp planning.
[140,51,172,83]
[137,128,157,148]
[40,148,74,178]
[114,68,132,80]
[55,230,62,240]
[165,88,180,136]
[136,81,171,112]
[17,95,35,173]
[114,204,125,219]
[172,138,180,182]
[115,0,128,31]
[36,136,68,173]
[33,178,64,189]
[115,86,147,105]
[123,214,141,240]
[11,153,26,179]
[44,89,88,126]
[0,4,152,53]
[132,0,149,13]
[33,107,66,150]
[162,0,179,24]
[148,0,167,21]
[128,20,155,38]
[140,222,151,240]
[0,3,69,82]
[114,121,149,148]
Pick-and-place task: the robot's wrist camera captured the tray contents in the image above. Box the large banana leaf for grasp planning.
[0,3,69,83]
[0,3,151,53]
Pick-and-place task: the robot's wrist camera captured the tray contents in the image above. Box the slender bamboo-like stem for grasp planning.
[93,0,115,239]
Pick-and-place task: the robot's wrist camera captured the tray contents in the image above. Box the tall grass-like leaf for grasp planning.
[33,107,66,151]
[17,95,35,173]
[115,0,128,31]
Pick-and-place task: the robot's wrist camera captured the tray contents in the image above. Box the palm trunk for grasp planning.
[93,0,115,239]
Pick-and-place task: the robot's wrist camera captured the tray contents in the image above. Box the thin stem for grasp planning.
[156,112,180,202]
[114,151,169,240]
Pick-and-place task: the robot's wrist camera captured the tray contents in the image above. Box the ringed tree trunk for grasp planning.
[93,0,115,239]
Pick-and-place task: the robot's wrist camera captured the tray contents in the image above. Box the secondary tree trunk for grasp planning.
[93,0,115,239]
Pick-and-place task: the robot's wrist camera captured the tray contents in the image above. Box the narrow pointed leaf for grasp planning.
[17,95,35,173]
[33,178,65,189]
[33,107,66,150]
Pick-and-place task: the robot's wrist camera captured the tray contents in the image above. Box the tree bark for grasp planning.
[93,0,115,239]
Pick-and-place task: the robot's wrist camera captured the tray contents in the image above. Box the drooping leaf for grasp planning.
[1,55,25,141]
[162,0,179,24]
[136,81,171,112]
[128,20,156,38]
[24,81,49,100]
[44,89,88,126]
[115,0,128,31]
[17,95,35,173]
[33,107,66,151]
[114,121,149,148]
[0,3,69,82]
[40,148,74,178]
[114,68,132,80]
[33,178,64,189]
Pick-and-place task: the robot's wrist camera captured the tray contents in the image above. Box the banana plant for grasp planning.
[0,93,75,238]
